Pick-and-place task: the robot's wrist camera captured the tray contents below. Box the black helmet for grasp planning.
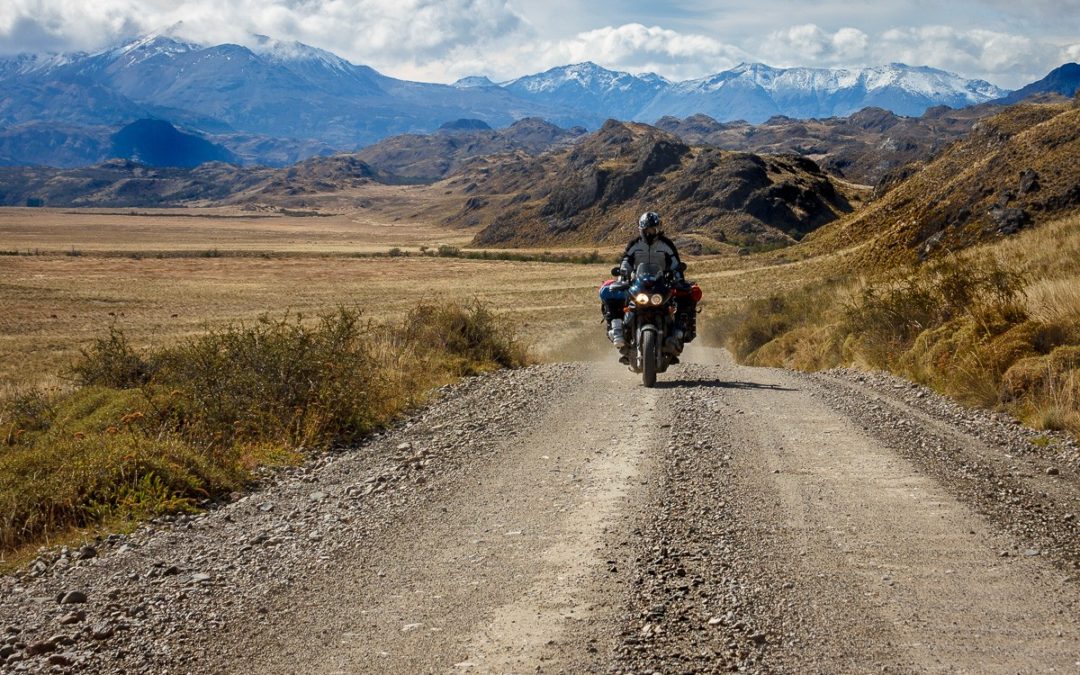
[638,211,661,231]
[638,211,661,242]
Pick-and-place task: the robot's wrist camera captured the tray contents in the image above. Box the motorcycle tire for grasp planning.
[642,330,657,388]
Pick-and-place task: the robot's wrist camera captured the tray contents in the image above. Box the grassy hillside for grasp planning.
[805,101,1080,268]
[717,101,1080,436]
[723,213,1080,435]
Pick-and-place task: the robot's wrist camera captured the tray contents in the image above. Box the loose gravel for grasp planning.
[2,350,1079,674]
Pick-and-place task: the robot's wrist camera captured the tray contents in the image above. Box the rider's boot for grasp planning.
[609,318,626,349]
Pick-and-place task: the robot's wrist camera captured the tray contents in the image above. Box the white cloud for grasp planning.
[759,23,1070,87]
[875,26,1064,86]
[537,23,748,80]
[0,0,144,52]
[760,24,870,66]
[0,0,529,63]
[0,2,1075,88]
[385,23,749,84]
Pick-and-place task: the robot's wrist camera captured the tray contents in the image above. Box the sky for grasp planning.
[1,0,1078,88]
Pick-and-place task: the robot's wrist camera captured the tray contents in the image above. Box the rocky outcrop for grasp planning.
[446,120,856,248]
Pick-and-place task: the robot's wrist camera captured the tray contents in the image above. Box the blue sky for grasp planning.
[1,0,1077,87]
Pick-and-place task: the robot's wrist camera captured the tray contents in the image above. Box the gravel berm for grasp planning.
[1,349,1078,673]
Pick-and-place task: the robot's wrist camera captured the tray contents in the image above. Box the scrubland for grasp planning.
[721,213,1080,436]
[0,208,613,564]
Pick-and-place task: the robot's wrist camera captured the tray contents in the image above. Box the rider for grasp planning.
[600,211,695,355]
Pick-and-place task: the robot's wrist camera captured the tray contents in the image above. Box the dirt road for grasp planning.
[3,349,1079,673]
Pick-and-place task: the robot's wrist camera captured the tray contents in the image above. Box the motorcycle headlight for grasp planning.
[651,293,663,305]
[635,293,650,305]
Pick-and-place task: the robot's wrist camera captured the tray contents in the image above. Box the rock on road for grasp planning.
[2,348,1079,673]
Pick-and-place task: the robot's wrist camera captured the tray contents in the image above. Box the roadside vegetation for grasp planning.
[721,214,1080,436]
[383,245,603,265]
[0,302,527,558]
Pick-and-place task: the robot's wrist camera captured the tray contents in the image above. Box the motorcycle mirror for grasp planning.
[677,262,688,272]
[611,266,622,276]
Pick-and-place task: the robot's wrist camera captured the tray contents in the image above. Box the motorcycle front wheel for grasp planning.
[642,330,657,388]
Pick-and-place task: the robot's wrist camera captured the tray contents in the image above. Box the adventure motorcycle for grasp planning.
[609,263,700,387]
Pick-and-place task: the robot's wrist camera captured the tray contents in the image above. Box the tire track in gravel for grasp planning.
[613,347,1080,673]
[5,350,1080,674]
[217,357,659,674]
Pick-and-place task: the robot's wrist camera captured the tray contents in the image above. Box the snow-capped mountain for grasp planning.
[453,76,498,89]
[0,33,587,149]
[499,61,1005,124]
[504,62,670,120]
[0,33,1031,168]
[638,63,1005,121]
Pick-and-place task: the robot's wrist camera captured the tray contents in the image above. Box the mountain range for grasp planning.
[3,98,1076,259]
[4,31,1067,168]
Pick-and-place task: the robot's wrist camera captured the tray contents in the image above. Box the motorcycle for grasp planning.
[610,263,698,387]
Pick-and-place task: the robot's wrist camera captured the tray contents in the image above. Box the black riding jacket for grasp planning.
[619,234,683,280]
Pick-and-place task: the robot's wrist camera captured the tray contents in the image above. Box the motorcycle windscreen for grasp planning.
[635,261,663,277]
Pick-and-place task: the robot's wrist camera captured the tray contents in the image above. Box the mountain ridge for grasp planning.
[0,35,1019,154]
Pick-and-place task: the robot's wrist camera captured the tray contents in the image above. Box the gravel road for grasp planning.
[2,348,1079,673]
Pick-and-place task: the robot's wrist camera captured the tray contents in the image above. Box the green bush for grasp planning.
[70,327,156,388]
[154,309,389,449]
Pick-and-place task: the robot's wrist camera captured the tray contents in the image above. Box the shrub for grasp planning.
[841,256,1027,369]
[155,309,390,449]
[1,302,526,556]
[70,327,155,388]
[726,280,840,363]
[398,300,528,375]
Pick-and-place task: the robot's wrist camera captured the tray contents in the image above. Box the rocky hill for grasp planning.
[655,105,995,187]
[442,120,858,248]
[0,161,266,207]
[806,100,1080,266]
[0,123,113,168]
[355,118,586,181]
[110,119,238,167]
[0,153,389,208]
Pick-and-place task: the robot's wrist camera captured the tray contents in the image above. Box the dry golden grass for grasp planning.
[0,206,475,255]
[0,200,852,390]
[985,212,1080,332]
[723,212,1080,436]
[0,254,618,388]
[0,205,634,388]
[1026,277,1080,327]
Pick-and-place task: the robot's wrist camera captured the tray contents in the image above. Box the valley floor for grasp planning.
[3,348,1078,673]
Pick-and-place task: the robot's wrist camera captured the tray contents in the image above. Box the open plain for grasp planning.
[0,204,845,388]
